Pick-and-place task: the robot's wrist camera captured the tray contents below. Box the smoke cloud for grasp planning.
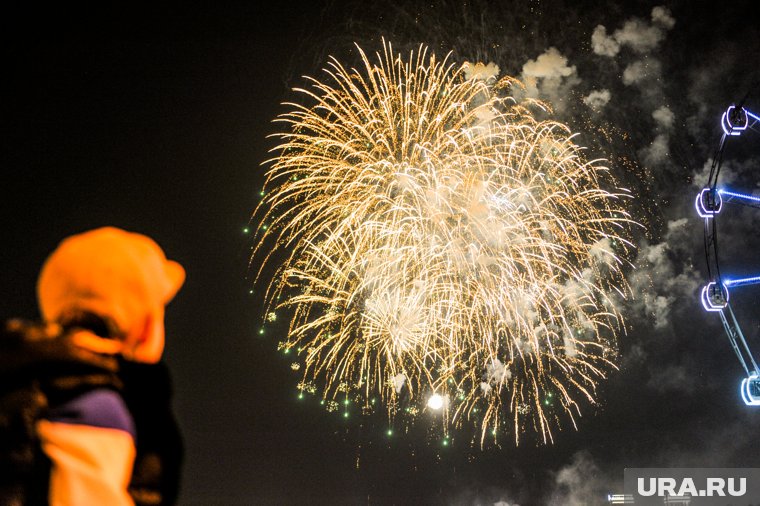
[583,89,612,110]
[520,47,580,110]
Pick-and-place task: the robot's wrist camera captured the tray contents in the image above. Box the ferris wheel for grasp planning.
[696,104,760,406]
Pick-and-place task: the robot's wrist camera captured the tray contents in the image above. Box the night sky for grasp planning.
[2,2,760,505]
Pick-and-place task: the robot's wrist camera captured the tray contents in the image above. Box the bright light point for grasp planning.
[427,393,444,410]
[298,393,304,400]
[343,399,349,405]
[442,438,449,446]
[283,348,290,354]
[343,412,349,418]
[243,227,250,234]
[320,400,325,405]
[386,429,393,436]
[491,429,497,436]
[258,328,264,335]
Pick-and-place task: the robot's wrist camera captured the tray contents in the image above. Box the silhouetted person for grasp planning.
[1,227,185,505]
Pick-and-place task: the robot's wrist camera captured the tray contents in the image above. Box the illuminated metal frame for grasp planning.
[721,105,760,136]
[697,104,760,406]
[741,373,760,406]
[695,188,723,219]
[700,281,727,312]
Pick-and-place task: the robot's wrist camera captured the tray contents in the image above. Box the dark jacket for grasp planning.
[0,320,182,506]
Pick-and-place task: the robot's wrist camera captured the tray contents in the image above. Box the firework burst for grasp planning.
[254,42,635,445]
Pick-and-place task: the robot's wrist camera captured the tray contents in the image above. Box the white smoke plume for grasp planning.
[651,5,676,29]
[640,133,670,166]
[691,157,756,189]
[548,452,614,506]
[591,25,620,57]
[485,358,511,384]
[627,219,701,330]
[520,47,580,110]
[464,61,500,82]
[593,6,675,57]
[614,18,667,54]
[583,89,612,111]
[622,59,661,86]
[588,5,677,186]
[392,373,406,393]
[652,105,675,130]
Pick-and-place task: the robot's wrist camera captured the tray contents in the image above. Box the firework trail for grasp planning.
[254,42,635,445]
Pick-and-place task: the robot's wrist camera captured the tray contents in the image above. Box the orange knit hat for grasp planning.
[37,227,185,362]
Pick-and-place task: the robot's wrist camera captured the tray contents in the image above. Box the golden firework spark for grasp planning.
[254,42,635,445]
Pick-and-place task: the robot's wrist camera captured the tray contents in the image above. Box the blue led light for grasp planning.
[719,188,760,203]
[705,106,760,407]
[747,109,760,122]
[724,276,760,288]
